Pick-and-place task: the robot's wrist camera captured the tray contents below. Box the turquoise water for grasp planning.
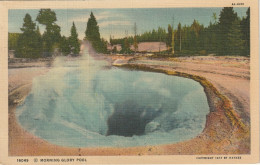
[16,49,209,147]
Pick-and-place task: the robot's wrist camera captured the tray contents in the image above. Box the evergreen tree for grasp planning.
[241,8,250,56]
[175,23,182,52]
[85,12,107,53]
[99,38,108,53]
[121,37,131,54]
[227,18,245,55]
[60,36,70,55]
[218,7,238,55]
[69,22,80,54]
[212,12,217,24]
[16,14,42,58]
[133,36,138,52]
[85,12,100,41]
[110,35,113,46]
[171,29,175,54]
[36,9,57,26]
[133,22,138,52]
[203,23,218,53]
[111,27,168,44]
[110,7,248,56]
[36,26,43,54]
[36,9,61,53]
[8,33,21,50]
[191,20,203,51]
[166,24,173,53]
[191,20,201,37]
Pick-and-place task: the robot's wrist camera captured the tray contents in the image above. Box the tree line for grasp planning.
[9,10,108,58]
[9,9,81,58]
[110,7,250,56]
[9,7,250,58]
[110,27,168,45]
[109,26,168,54]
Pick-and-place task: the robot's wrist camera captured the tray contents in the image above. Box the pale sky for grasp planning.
[8,8,248,41]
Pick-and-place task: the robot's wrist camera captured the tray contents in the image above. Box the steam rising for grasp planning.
[16,42,209,147]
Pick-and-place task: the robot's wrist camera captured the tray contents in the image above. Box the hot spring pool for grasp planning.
[16,53,209,148]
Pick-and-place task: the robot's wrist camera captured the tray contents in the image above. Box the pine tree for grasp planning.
[16,14,42,58]
[133,36,138,52]
[241,8,250,56]
[212,13,217,25]
[99,38,108,53]
[191,20,202,51]
[36,26,43,54]
[227,18,245,55]
[205,23,218,53]
[8,33,21,50]
[218,7,238,55]
[20,14,36,33]
[60,36,70,55]
[37,9,61,53]
[121,37,130,54]
[171,29,174,54]
[166,24,173,53]
[175,23,182,52]
[191,20,201,37]
[36,9,57,26]
[110,35,113,46]
[69,22,80,54]
[133,23,138,53]
[85,12,107,53]
[85,12,100,42]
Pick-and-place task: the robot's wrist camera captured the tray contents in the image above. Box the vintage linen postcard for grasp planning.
[0,0,259,164]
